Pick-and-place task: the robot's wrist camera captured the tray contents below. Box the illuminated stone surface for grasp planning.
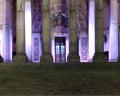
[0,0,119,63]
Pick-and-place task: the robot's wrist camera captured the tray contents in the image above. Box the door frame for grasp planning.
[55,37,66,63]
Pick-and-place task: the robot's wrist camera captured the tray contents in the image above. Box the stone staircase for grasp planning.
[0,63,120,95]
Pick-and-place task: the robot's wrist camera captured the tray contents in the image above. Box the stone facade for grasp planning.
[0,0,119,63]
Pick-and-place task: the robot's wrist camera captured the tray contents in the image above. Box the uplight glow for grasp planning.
[88,0,95,61]
[25,1,32,61]
[109,0,118,62]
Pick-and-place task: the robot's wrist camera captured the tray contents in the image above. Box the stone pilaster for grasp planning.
[109,0,118,62]
[67,0,80,63]
[40,0,53,64]
[14,0,27,63]
[93,0,107,62]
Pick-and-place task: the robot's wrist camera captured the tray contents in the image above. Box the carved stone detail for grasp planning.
[31,0,42,33]
[77,7,87,33]
[50,13,69,29]
[32,33,41,62]
[81,37,88,61]
[31,0,42,62]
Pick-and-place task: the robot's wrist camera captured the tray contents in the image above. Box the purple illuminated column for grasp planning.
[109,0,118,62]
[14,0,27,63]
[93,0,107,62]
[67,0,80,63]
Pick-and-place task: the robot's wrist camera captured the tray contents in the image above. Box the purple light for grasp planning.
[25,1,32,61]
[66,37,69,62]
[51,39,55,62]
[109,0,118,62]
[88,0,95,61]
[0,30,3,57]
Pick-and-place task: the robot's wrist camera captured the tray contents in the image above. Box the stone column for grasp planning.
[2,0,12,62]
[14,0,27,63]
[67,0,80,63]
[0,0,4,62]
[119,26,120,62]
[25,0,32,62]
[109,0,118,62]
[88,0,95,62]
[93,0,107,62]
[40,0,53,63]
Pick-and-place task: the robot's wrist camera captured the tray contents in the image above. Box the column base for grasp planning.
[93,52,108,62]
[67,53,80,63]
[109,59,118,62]
[40,53,53,64]
[117,55,120,62]
[13,53,27,63]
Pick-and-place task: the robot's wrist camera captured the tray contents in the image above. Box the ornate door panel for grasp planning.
[55,37,66,63]
[55,42,61,63]
[61,42,66,63]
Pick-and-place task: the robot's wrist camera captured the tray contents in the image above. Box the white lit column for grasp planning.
[51,37,55,62]
[2,0,12,62]
[109,0,118,62]
[25,0,32,62]
[88,0,95,62]
[14,0,27,63]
